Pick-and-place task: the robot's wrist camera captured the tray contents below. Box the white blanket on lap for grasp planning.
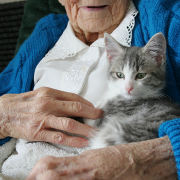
[0,139,87,180]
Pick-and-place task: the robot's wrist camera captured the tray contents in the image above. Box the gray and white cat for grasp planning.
[89,32,180,149]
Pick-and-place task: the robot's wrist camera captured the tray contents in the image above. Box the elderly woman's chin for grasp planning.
[77,7,117,33]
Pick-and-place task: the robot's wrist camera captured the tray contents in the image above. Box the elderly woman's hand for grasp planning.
[0,87,102,147]
[26,136,177,180]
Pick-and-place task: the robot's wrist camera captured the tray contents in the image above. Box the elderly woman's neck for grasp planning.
[74,23,120,45]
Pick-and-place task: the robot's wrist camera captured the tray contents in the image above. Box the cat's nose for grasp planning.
[126,87,133,94]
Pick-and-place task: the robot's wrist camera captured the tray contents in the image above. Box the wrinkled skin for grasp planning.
[0,87,102,147]
[58,0,130,44]
[27,136,177,180]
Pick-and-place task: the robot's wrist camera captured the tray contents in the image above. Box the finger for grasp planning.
[52,90,94,107]
[45,116,96,138]
[35,130,89,147]
[26,156,61,180]
[51,100,102,119]
[34,87,94,107]
[12,97,102,117]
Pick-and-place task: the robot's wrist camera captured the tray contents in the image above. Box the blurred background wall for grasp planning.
[0,0,25,72]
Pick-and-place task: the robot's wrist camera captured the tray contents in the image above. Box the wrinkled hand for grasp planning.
[0,87,102,147]
[27,146,134,180]
[27,136,177,180]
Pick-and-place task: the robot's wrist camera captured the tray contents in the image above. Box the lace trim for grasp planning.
[41,36,81,62]
[111,0,138,47]
[126,10,138,46]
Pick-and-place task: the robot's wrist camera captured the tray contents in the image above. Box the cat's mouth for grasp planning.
[124,92,135,99]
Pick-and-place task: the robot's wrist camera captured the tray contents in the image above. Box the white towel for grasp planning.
[0,139,16,170]
[1,139,88,180]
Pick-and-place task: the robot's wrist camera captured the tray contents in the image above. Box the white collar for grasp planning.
[43,0,138,62]
[92,0,138,47]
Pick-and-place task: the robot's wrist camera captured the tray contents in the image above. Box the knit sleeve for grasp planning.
[158,1,180,179]
[159,119,180,179]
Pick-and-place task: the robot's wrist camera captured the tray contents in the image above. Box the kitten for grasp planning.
[89,32,180,149]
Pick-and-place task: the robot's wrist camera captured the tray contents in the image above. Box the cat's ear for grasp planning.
[104,33,125,61]
[143,32,166,66]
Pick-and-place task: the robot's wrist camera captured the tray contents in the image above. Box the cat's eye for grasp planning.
[116,72,125,79]
[136,73,147,79]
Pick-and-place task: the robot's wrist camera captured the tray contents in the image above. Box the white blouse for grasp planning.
[34,1,138,106]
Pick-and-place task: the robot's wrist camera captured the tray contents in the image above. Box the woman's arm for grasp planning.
[27,136,177,180]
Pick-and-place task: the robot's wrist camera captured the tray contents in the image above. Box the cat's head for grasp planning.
[104,32,166,99]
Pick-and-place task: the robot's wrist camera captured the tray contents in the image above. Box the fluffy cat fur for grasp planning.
[89,33,180,149]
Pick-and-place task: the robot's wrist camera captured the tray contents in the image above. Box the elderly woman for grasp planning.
[0,0,180,179]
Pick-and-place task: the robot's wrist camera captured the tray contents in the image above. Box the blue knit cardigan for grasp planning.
[0,0,180,178]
